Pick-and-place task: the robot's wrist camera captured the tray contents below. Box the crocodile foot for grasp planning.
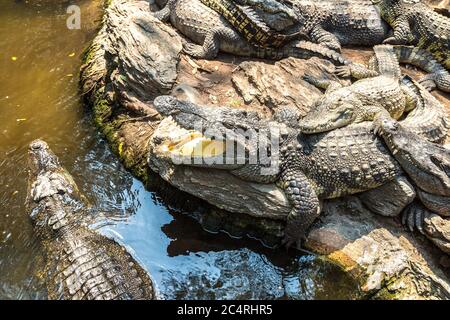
[182,41,212,59]
[335,63,378,79]
[282,223,306,249]
[402,202,429,235]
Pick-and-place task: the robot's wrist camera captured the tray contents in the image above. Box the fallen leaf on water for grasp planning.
[11,191,18,196]
[66,74,74,77]
[11,56,17,61]
[68,53,75,57]
[16,118,27,123]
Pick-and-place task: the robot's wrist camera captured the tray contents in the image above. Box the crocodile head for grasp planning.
[375,117,450,197]
[151,96,290,171]
[299,88,360,134]
[27,140,86,235]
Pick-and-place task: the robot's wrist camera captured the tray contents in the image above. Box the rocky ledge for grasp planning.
[80,0,450,299]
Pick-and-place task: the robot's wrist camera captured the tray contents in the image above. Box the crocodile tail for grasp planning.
[292,41,349,65]
[373,45,402,78]
[252,41,348,65]
[392,45,450,92]
[392,45,447,74]
[199,0,302,48]
[401,75,450,144]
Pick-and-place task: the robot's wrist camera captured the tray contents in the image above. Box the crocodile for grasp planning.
[373,115,450,233]
[300,45,414,134]
[289,0,391,51]
[336,45,450,93]
[197,0,303,47]
[228,0,391,51]
[153,0,348,64]
[301,45,450,137]
[372,0,450,69]
[150,95,449,247]
[26,140,155,300]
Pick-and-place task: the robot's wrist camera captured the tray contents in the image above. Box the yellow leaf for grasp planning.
[16,118,27,122]
[118,142,124,157]
[66,74,74,77]
[12,191,18,196]
[68,52,75,57]
[11,56,17,61]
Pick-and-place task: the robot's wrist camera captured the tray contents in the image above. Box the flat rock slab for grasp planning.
[81,0,450,299]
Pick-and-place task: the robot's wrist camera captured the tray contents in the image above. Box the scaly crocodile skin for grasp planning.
[153,0,348,64]
[198,0,301,47]
[373,0,450,69]
[26,140,155,300]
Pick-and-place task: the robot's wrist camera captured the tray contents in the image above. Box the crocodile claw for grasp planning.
[335,66,351,77]
[182,42,209,59]
[402,203,429,235]
[382,37,407,45]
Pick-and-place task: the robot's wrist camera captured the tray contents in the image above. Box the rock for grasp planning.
[359,177,416,217]
[424,214,450,255]
[232,57,346,116]
[305,199,450,299]
[104,0,182,113]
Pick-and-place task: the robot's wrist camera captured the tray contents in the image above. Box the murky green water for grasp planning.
[0,0,359,299]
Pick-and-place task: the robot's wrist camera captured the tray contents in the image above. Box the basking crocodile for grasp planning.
[197,0,302,47]
[150,95,449,247]
[288,0,391,51]
[301,45,450,138]
[337,45,450,93]
[26,140,155,300]
[300,45,414,134]
[153,0,348,64]
[224,0,390,51]
[373,115,450,233]
[372,0,450,69]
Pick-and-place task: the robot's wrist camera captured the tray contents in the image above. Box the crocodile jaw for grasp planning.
[152,117,228,164]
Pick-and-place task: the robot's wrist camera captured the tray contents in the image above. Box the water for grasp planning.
[0,0,359,299]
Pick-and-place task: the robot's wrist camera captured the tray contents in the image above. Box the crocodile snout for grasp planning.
[29,139,48,151]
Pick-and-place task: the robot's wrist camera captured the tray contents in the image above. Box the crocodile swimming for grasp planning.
[301,45,450,137]
[150,95,450,247]
[26,140,155,300]
[153,0,348,64]
[372,0,450,69]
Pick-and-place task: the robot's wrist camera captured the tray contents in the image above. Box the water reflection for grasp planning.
[0,0,359,300]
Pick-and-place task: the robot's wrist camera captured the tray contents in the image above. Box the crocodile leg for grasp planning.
[418,71,450,93]
[335,63,379,79]
[309,25,342,52]
[153,0,176,22]
[279,170,321,248]
[383,16,413,45]
[402,201,429,234]
[183,26,242,59]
